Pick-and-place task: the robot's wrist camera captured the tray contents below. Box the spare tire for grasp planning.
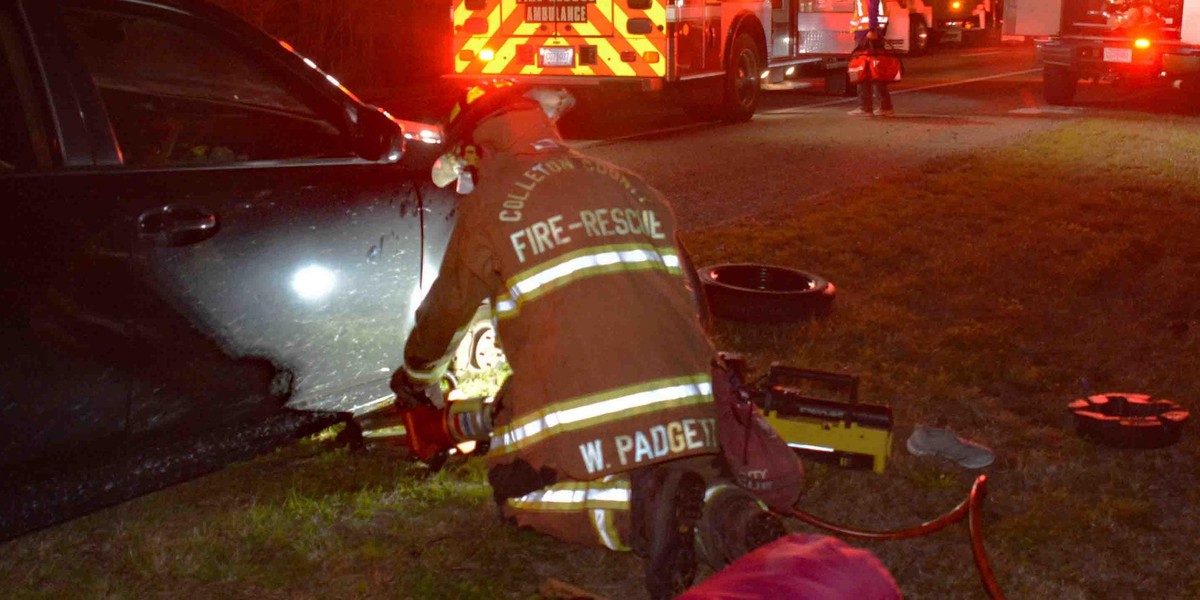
[1067,393,1189,449]
[698,264,836,323]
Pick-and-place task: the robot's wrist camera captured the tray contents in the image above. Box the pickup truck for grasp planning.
[1004,0,1200,106]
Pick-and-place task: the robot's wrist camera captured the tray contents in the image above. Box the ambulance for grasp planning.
[447,0,848,121]
[446,0,997,119]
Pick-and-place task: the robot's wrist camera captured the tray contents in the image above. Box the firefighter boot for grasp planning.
[696,485,788,570]
[632,467,707,600]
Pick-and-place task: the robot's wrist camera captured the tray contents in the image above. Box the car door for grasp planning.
[0,0,135,474]
[46,0,431,444]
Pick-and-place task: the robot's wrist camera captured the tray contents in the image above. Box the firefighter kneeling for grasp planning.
[391,81,790,599]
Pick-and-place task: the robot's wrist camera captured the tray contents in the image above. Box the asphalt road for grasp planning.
[546,43,1195,231]
[373,43,1195,231]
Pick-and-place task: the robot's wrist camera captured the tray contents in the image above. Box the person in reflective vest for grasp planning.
[390,82,781,599]
[849,0,896,117]
[852,0,890,37]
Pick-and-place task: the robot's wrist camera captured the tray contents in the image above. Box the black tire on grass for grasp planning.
[698,264,835,323]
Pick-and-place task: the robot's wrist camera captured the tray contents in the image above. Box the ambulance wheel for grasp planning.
[720,34,762,122]
[1044,66,1078,106]
[698,264,835,323]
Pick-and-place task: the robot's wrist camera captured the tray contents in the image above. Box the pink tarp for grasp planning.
[679,534,902,600]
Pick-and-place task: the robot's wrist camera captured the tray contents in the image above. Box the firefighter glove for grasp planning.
[390,369,445,409]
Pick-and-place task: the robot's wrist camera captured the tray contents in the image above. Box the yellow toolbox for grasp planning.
[757,366,893,475]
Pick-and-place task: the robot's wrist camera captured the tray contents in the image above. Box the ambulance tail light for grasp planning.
[579,45,598,65]
[643,51,660,64]
[620,51,638,62]
[458,49,476,62]
[1135,38,1151,49]
[479,48,496,61]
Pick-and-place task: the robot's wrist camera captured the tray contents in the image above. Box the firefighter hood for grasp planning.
[431,85,574,192]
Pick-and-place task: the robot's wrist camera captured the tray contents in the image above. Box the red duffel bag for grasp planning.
[847,53,870,84]
[679,533,901,600]
[869,53,903,82]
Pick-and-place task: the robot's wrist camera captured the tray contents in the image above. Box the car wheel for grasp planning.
[1044,66,1078,106]
[720,34,763,122]
[454,315,505,373]
[698,264,836,323]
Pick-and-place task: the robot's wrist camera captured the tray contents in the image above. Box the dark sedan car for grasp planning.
[1,0,460,538]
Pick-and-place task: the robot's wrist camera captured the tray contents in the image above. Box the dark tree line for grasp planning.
[211,0,451,95]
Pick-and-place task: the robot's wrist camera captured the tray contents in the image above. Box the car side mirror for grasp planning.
[355,106,405,163]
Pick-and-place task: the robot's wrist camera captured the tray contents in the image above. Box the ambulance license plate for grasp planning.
[540,47,574,67]
[1103,47,1133,63]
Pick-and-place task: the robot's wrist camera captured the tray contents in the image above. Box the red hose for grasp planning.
[784,474,1004,599]
[967,476,1004,600]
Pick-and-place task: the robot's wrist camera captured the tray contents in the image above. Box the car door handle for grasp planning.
[138,204,220,247]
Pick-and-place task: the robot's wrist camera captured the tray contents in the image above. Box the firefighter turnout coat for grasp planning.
[403,105,719,486]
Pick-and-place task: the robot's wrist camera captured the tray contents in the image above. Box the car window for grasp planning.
[0,8,51,171]
[60,4,353,167]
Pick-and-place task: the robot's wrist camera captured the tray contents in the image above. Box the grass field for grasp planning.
[3,117,1200,600]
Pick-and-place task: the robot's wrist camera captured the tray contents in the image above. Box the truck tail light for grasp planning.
[1135,38,1151,49]
[479,48,496,61]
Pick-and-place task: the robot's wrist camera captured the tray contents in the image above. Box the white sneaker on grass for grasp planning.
[906,426,995,469]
